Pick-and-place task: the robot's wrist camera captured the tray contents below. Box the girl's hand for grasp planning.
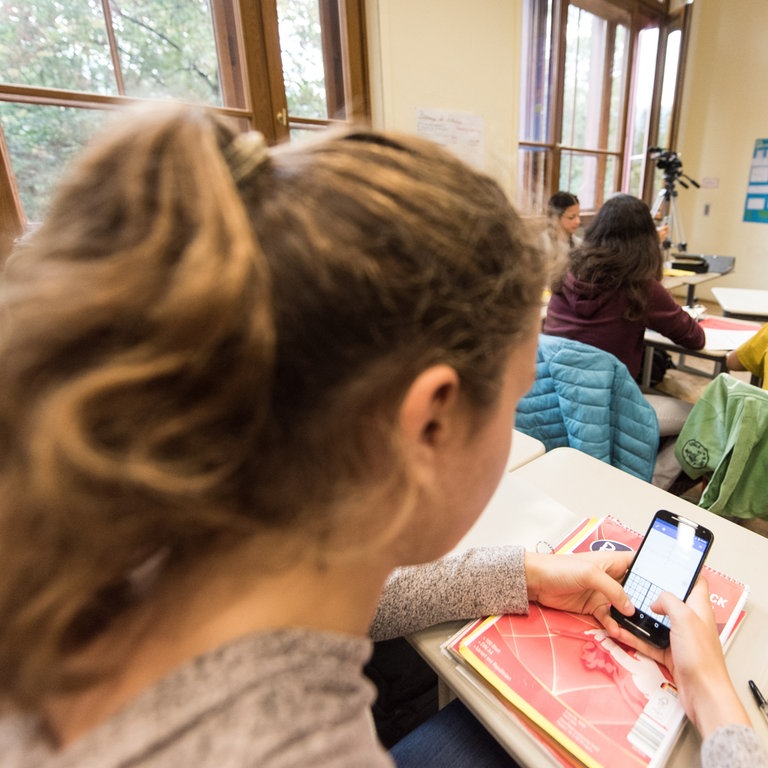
[525,550,634,632]
[613,578,752,738]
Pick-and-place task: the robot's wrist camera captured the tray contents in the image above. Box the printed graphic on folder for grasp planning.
[443,515,749,768]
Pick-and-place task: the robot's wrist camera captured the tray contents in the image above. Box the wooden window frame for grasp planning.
[518,0,685,217]
[0,0,371,257]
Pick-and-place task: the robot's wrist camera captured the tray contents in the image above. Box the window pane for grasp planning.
[657,30,681,152]
[562,7,606,150]
[627,157,644,198]
[288,125,327,141]
[519,0,553,143]
[560,150,621,210]
[649,30,681,206]
[111,0,222,104]
[277,0,330,119]
[626,27,659,197]
[607,24,628,151]
[0,102,107,223]
[517,146,550,215]
[603,155,619,200]
[0,1,116,93]
[559,151,598,210]
[562,6,628,152]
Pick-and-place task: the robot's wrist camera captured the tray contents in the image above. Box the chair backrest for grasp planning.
[515,334,659,482]
[675,373,768,520]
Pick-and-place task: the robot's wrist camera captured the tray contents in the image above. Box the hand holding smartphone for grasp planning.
[610,509,713,648]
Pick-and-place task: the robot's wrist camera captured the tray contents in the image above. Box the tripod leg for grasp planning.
[652,191,671,251]
[651,190,668,219]
[668,196,687,252]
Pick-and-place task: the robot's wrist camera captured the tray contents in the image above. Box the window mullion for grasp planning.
[319,0,344,118]
[338,0,370,121]
[210,0,249,110]
[594,20,615,205]
[621,15,643,196]
[101,0,127,95]
[550,0,569,195]
[238,0,288,143]
[0,123,24,262]
[666,3,693,155]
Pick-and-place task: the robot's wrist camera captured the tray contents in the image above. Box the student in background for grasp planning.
[0,106,762,768]
[542,190,581,288]
[544,193,705,383]
[726,323,768,387]
[548,191,582,248]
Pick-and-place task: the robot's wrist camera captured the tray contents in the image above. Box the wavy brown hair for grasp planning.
[557,193,663,321]
[0,104,544,708]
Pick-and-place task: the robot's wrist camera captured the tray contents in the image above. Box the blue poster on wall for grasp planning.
[744,138,768,223]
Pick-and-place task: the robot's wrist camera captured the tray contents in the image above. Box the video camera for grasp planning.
[649,147,682,175]
[649,146,700,191]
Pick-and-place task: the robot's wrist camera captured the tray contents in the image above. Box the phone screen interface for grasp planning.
[624,517,708,628]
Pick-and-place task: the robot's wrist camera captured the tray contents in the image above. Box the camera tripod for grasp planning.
[650,182,687,253]
[648,148,700,254]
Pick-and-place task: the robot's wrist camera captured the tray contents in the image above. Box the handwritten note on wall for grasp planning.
[415,108,485,170]
[743,138,768,223]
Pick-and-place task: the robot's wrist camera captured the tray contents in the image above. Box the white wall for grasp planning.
[366,0,523,198]
[676,0,768,297]
[367,0,768,295]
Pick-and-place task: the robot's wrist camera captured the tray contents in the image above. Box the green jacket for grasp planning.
[675,373,768,520]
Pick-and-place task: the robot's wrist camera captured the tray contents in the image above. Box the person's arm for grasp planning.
[370,546,528,641]
[646,280,706,350]
[370,547,634,642]
[726,348,747,371]
[612,579,768,767]
[726,324,768,379]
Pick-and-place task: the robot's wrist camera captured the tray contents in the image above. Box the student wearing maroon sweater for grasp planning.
[544,193,704,382]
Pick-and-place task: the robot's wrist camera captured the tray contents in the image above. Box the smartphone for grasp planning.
[610,509,713,648]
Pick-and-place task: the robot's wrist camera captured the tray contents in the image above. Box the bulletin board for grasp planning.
[743,138,768,223]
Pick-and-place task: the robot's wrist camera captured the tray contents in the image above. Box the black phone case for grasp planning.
[611,510,713,648]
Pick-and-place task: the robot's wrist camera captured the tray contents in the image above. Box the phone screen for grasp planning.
[612,510,713,646]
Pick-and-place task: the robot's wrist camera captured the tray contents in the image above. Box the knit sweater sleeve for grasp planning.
[369,546,528,641]
[701,724,768,768]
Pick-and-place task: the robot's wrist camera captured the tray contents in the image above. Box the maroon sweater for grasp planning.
[543,273,705,379]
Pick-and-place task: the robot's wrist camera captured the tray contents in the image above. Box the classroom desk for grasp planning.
[663,260,733,307]
[641,332,727,390]
[409,448,768,768]
[712,287,768,322]
[640,317,762,390]
[507,429,545,471]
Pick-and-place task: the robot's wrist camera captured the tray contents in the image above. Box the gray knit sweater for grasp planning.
[1,546,764,767]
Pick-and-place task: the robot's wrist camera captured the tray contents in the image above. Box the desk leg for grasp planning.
[685,283,696,307]
[641,345,654,390]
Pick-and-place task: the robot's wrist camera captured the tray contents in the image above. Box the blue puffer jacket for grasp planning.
[515,335,659,481]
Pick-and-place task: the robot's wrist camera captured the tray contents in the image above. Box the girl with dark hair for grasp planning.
[547,190,582,247]
[542,190,582,288]
[544,193,705,381]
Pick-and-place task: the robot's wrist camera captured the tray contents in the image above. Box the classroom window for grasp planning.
[518,0,689,217]
[0,0,369,239]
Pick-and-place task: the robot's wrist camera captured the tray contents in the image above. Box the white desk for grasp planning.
[507,430,545,471]
[409,448,768,768]
[640,317,762,390]
[712,287,768,322]
[663,258,733,307]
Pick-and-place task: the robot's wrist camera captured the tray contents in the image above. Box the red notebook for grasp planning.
[443,515,749,768]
